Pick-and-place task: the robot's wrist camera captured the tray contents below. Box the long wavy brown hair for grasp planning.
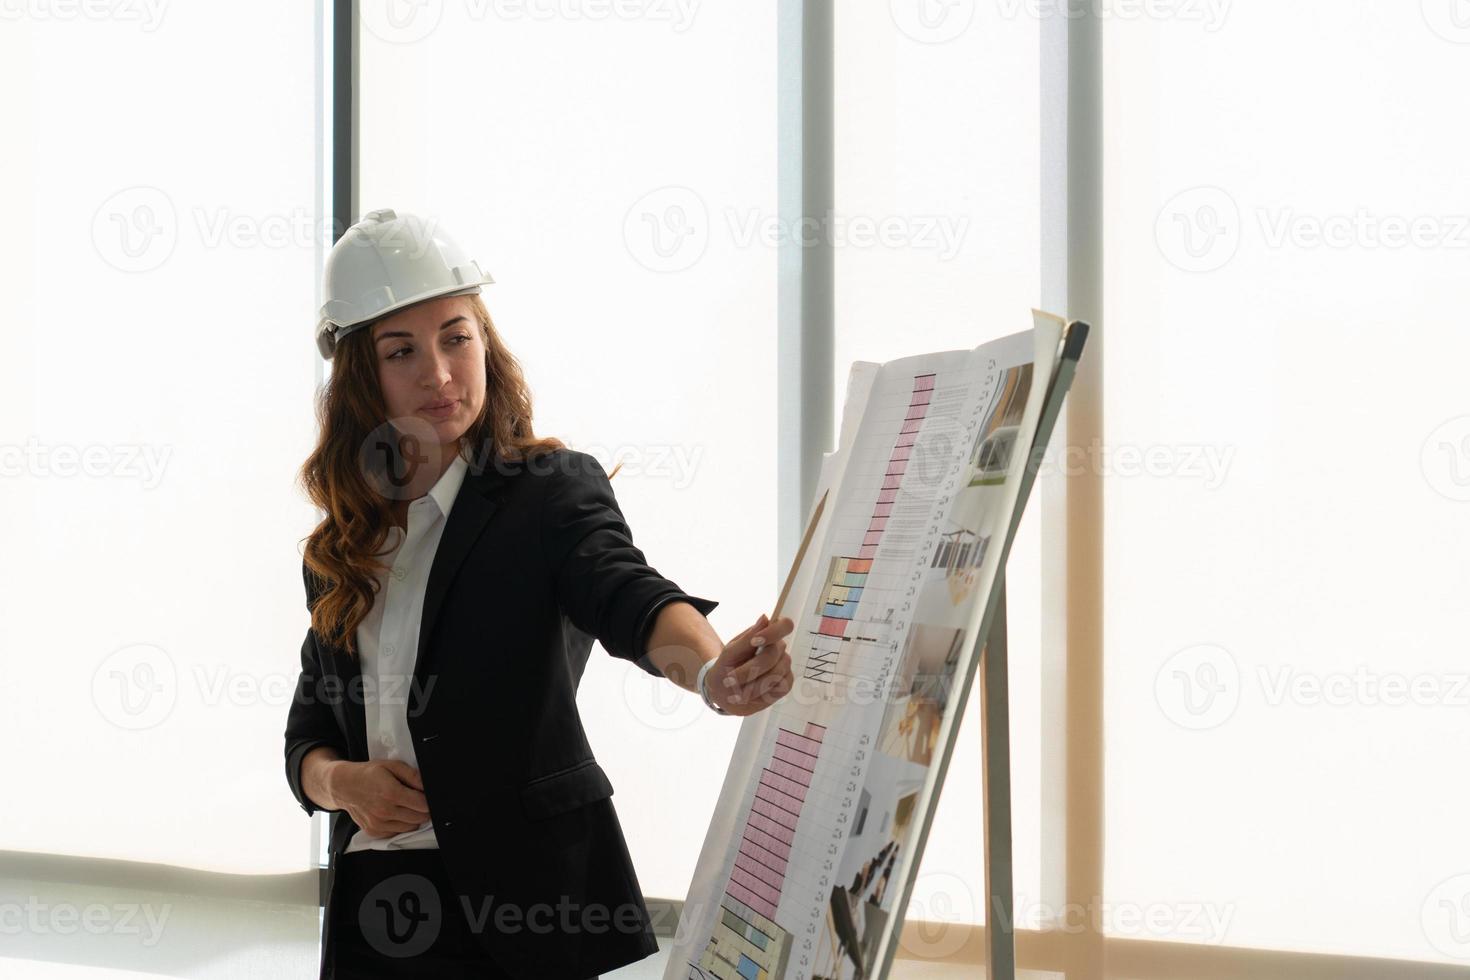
[296,292,564,655]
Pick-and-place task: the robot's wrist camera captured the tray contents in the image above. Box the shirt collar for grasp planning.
[423,446,470,519]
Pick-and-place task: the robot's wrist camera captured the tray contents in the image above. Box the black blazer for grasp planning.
[283,447,718,980]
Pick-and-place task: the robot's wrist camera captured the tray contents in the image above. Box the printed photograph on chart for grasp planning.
[876,622,966,768]
[806,778,920,980]
[915,515,994,623]
[803,622,965,978]
[965,361,1034,488]
[911,481,1006,629]
[903,360,1033,627]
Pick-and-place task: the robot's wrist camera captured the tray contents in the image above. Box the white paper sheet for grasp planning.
[668,314,1065,980]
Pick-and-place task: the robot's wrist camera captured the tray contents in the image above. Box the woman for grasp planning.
[283,209,795,979]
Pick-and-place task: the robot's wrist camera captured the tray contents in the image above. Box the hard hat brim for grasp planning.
[315,281,491,361]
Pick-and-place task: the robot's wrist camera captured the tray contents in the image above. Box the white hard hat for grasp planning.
[315,208,494,360]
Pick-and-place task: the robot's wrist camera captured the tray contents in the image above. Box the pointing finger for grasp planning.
[751,616,794,648]
[728,639,788,689]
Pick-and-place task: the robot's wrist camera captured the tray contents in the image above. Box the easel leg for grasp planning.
[982,576,1016,980]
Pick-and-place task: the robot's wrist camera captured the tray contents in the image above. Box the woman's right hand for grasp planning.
[327,759,432,837]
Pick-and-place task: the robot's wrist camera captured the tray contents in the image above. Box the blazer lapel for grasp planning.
[410,457,510,709]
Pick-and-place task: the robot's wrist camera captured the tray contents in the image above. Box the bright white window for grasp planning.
[0,4,322,875]
[834,2,1045,934]
[357,2,778,900]
[1103,3,1470,964]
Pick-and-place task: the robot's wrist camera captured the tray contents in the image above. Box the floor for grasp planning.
[608,937,1055,979]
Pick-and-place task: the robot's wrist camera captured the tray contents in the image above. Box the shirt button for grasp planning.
[381,733,396,750]
[392,566,406,581]
[383,643,395,656]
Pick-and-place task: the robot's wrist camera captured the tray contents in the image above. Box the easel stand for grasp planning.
[981,575,1016,980]
[873,320,1088,980]
[972,320,1090,980]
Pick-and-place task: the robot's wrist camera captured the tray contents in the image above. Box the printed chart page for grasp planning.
[668,314,1065,980]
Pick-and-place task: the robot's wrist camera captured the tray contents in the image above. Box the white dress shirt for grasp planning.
[344,447,470,853]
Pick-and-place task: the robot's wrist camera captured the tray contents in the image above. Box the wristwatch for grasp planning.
[697,658,732,716]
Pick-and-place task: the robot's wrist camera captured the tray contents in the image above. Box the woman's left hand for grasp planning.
[705,614,796,716]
